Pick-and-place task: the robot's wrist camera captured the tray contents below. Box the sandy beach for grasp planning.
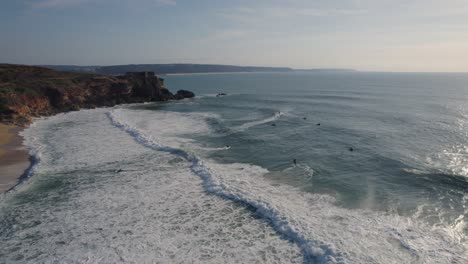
[0,124,30,193]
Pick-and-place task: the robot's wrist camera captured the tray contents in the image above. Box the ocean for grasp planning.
[0,71,467,263]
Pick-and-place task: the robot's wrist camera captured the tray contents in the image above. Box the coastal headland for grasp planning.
[0,64,195,192]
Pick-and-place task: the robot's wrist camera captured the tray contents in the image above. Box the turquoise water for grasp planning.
[0,72,467,263]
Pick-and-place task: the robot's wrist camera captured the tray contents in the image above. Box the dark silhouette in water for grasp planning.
[349,147,354,152]
[316,123,321,126]
[271,123,276,126]
[293,159,297,165]
[216,93,227,97]
[303,117,307,120]
[117,169,123,173]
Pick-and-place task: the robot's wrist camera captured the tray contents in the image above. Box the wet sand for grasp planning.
[0,124,30,193]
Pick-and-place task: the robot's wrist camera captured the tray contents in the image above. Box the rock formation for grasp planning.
[174,90,195,100]
[0,64,195,124]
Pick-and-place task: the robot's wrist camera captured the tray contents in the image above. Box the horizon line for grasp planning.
[2,62,468,74]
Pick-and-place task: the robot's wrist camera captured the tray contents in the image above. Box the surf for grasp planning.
[107,107,468,263]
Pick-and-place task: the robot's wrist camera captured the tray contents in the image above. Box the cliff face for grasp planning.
[0,64,194,124]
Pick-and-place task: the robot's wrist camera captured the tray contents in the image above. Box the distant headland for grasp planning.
[42,63,356,75]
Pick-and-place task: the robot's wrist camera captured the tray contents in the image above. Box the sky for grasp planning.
[1,0,468,72]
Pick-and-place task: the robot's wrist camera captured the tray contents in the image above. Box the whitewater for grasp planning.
[0,106,463,263]
[1,72,468,263]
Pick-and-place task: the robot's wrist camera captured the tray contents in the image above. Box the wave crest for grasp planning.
[107,108,468,263]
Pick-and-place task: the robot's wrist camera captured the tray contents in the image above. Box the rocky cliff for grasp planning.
[0,64,194,124]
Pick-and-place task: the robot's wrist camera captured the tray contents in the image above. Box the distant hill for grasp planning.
[43,64,294,75]
[41,65,99,73]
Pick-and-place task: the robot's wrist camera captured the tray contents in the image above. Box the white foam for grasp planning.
[193,145,231,152]
[282,164,314,182]
[108,108,468,263]
[428,105,468,178]
[197,93,234,99]
[402,168,428,175]
[441,146,468,177]
[109,108,215,150]
[233,111,284,132]
[0,108,302,263]
[2,107,466,263]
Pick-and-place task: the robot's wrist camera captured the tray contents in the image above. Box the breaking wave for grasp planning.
[107,108,468,263]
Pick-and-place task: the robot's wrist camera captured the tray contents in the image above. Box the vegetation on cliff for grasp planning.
[0,64,194,124]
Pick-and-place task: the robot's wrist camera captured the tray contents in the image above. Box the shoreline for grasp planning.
[0,124,31,193]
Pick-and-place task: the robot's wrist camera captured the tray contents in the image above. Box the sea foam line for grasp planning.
[106,110,342,263]
[232,111,285,132]
[3,123,44,194]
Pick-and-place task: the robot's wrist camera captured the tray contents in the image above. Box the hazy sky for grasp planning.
[1,0,468,71]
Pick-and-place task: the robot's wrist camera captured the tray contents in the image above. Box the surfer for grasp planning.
[293,159,297,165]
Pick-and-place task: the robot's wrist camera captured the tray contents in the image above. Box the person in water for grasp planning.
[293,159,297,165]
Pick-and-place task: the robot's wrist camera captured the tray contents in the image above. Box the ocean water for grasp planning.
[1,72,468,263]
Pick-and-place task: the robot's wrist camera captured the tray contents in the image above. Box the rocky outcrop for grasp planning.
[174,90,195,100]
[0,64,195,124]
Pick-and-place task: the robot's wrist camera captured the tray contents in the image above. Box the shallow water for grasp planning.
[1,72,467,263]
